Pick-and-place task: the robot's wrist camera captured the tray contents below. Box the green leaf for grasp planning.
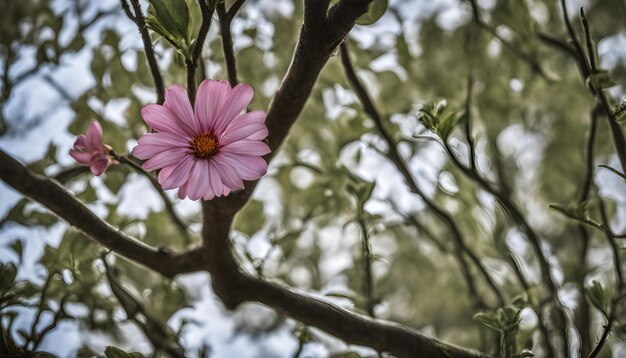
[417,99,460,140]
[104,346,145,358]
[587,280,608,316]
[473,311,500,331]
[10,240,23,261]
[0,263,18,292]
[356,0,388,26]
[146,0,190,53]
[346,179,375,209]
[586,70,616,89]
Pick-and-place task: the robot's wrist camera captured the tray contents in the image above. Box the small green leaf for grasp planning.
[10,240,23,261]
[587,280,608,316]
[586,70,616,89]
[356,0,388,26]
[0,263,18,292]
[473,311,500,331]
[417,99,460,140]
[104,346,145,358]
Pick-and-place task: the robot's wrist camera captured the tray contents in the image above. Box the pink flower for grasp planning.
[132,80,270,201]
[69,120,116,176]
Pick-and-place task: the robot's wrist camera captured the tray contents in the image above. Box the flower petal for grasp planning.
[187,160,210,200]
[220,140,271,156]
[195,80,231,133]
[178,183,188,200]
[212,155,244,190]
[132,144,170,159]
[208,162,224,197]
[74,135,88,149]
[220,111,268,146]
[142,104,194,138]
[216,153,267,181]
[214,83,253,134]
[160,155,195,190]
[142,148,188,171]
[86,121,103,149]
[164,85,198,133]
[90,158,110,176]
[70,149,94,165]
[202,189,216,200]
[244,127,269,141]
[132,132,190,159]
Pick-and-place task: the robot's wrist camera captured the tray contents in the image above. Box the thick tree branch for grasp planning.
[201,0,375,218]
[196,1,488,357]
[199,204,487,358]
[0,150,205,278]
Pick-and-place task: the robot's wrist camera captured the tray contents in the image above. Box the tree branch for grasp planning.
[110,151,192,244]
[217,3,238,86]
[125,0,165,105]
[0,149,205,278]
[339,40,504,309]
[186,0,213,104]
[556,4,626,172]
[225,0,247,21]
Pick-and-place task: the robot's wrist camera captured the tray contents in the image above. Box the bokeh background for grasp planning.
[1,0,626,357]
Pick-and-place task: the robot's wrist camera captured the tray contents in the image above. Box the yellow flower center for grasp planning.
[191,132,219,159]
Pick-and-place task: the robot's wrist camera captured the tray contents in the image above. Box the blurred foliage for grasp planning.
[1,0,626,357]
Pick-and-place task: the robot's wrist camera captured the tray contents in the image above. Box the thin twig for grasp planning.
[217,3,238,86]
[186,0,214,104]
[574,106,600,356]
[357,217,376,318]
[110,151,192,244]
[558,4,626,172]
[588,199,625,358]
[0,149,206,277]
[24,273,55,349]
[339,40,504,309]
[32,295,69,350]
[226,0,247,21]
[126,0,165,104]
[468,0,548,79]
[464,76,477,170]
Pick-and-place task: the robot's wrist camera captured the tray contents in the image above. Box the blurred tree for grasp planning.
[0,0,625,357]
